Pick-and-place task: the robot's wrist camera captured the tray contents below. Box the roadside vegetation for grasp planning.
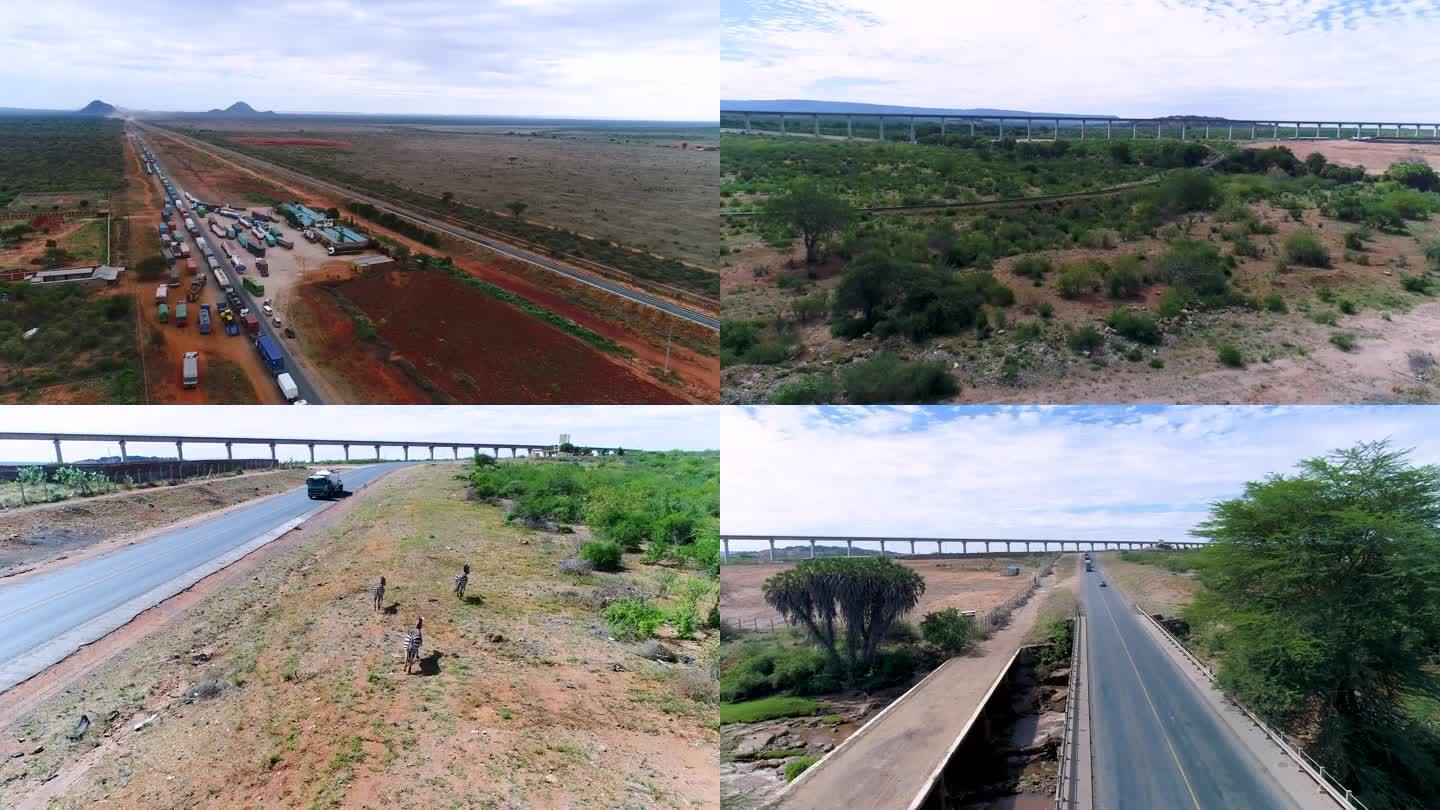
[722,133,1440,403]
[1120,441,1440,810]
[0,117,125,206]
[0,281,141,402]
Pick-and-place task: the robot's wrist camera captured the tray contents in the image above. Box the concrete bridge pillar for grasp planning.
[1132,122,1138,139]
[1080,119,1086,140]
[1204,124,1211,139]
[1180,122,1187,140]
[984,540,990,554]
[1026,118,1032,140]
[343,444,349,461]
[879,119,885,141]
[225,442,233,460]
[1228,124,1234,140]
[743,113,750,134]
[768,537,775,562]
[374,444,381,460]
[452,447,458,460]
[813,115,819,137]
[997,118,1003,138]
[846,116,853,139]
[969,119,975,136]
[1106,120,1112,139]
[723,538,731,560]
[175,441,184,461]
[53,438,63,464]
[267,442,276,461]
[779,114,785,135]
[909,117,916,144]
[308,443,315,463]
[940,118,946,138]
[402,446,409,461]
[879,539,887,555]
[845,539,853,557]
[118,440,127,462]
[938,540,946,555]
[909,540,916,556]
[809,539,816,559]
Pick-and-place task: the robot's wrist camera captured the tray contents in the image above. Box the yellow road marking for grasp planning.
[1094,578,1204,810]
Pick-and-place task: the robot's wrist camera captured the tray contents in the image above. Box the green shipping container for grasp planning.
[243,277,265,295]
[158,303,169,323]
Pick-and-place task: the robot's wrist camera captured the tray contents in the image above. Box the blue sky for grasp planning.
[722,0,1440,119]
[720,405,1440,549]
[0,406,718,463]
[0,0,716,120]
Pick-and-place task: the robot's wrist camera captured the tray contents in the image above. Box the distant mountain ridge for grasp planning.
[721,99,1119,119]
[202,101,276,117]
[77,99,116,116]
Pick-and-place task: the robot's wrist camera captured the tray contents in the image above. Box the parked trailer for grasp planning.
[160,247,173,265]
[243,277,264,295]
[237,233,265,257]
[157,223,168,236]
[274,236,293,249]
[168,266,180,287]
[198,304,212,334]
[206,255,221,272]
[182,352,199,388]
[154,285,168,303]
[214,268,231,290]
[210,222,227,238]
[255,334,284,373]
[241,312,260,335]
[264,234,276,248]
[157,302,169,323]
[185,217,199,235]
[185,258,197,276]
[179,243,191,258]
[256,259,269,277]
[175,301,187,325]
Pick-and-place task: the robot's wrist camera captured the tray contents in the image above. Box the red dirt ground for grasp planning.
[333,270,685,404]
[229,137,353,148]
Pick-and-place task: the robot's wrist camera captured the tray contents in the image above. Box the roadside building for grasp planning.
[315,224,370,253]
[26,265,126,285]
[350,255,394,271]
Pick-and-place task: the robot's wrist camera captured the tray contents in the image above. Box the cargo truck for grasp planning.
[274,236,293,249]
[160,247,174,265]
[158,223,168,237]
[306,469,344,499]
[198,304,212,334]
[168,266,180,287]
[1085,559,1095,572]
[185,217,199,236]
[182,352,199,389]
[255,334,284,373]
[241,312,260,335]
[210,222,227,238]
[185,258,197,275]
[179,243,192,258]
[256,259,269,277]
[243,277,264,296]
[214,268,231,290]
[264,234,276,248]
[158,302,169,323]
[175,301,187,325]
[276,372,300,403]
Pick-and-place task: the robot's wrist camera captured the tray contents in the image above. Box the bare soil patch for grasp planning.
[0,464,717,809]
[229,137,352,149]
[1246,139,1440,174]
[1096,553,1199,615]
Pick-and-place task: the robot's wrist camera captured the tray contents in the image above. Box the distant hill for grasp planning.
[721,99,1118,119]
[201,101,276,117]
[76,99,117,116]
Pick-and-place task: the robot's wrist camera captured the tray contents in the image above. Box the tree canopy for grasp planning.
[763,181,854,263]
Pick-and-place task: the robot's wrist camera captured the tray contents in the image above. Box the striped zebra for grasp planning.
[372,576,386,612]
[404,617,423,673]
[453,564,470,599]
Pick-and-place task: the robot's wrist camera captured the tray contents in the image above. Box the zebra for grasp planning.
[404,617,423,673]
[372,576,386,612]
[453,564,470,599]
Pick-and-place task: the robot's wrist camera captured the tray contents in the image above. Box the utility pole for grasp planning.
[664,322,673,374]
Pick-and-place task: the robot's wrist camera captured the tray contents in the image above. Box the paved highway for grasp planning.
[137,123,721,330]
[0,462,406,693]
[132,129,327,404]
[1082,563,1304,809]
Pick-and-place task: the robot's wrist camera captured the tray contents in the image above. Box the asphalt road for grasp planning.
[0,462,406,693]
[137,123,721,330]
[133,129,327,404]
[1082,564,1303,810]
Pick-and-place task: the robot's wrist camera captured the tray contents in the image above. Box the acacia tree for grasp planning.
[763,556,925,676]
[1190,441,1440,805]
[763,181,853,264]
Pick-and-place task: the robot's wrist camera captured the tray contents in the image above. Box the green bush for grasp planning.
[1330,332,1357,352]
[1013,255,1052,280]
[785,757,820,782]
[1157,286,1194,318]
[1344,230,1366,251]
[920,608,981,655]
[1057,262,1100,300]
[768,374,839,404]
[604,598,667,639]
[841,353,958,403]
[1067,325,1103,354]
[1283,230,1331,268]
[580,540,623,571]
[1217,344,1244,367]
[1157,241,1229,295]
[1400,275,1434,295]
[1262,294,1287,313]
[1105,308,1161,345]
[1106,257,1145,299]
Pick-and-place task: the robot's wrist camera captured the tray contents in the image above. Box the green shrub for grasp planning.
[1230,234,1261,259]
[1344,230,1366,251]
[1262,294,1287,314]
[1149,357,1165,369]
[1283,230,1331,268]
[1400,275,1434,294]
[1057,263,1097,300]
[768,374,839,404]
[1157,286,1194,318]
[920,608,981,655]
[1105,308,1161,345]
[1067,325,1103,354]
[1157,241,1228,295]
[1330,332,1357,352]
[604,598,667,639]
[1037,301,1054,319]
[580,540,623,571]
[841,353,958,403]
[1217,344,1244,367]
[1126,348,1143,362]
[1013,255,1052,280]
[1338,299,1357,315]
[785,757,820,782]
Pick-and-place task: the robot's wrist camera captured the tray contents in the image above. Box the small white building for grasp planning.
[26,265,126,285]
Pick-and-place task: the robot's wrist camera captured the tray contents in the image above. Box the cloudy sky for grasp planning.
[723,0,1440,119]
[0,0,716,120]
[0,405,717,463]
[722,405,1440,551]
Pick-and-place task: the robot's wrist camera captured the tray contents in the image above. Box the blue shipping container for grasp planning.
[255,335,284,373]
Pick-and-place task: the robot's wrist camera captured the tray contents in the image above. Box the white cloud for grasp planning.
[720,405,1440,552]
[724,0,1440,119]
[0,405,718,463]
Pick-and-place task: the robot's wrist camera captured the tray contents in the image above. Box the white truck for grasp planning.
[154,285,168,303]
[276,372,300,403]
[210,222,227,238]
[185,217,199,236]
[182,351,199,389]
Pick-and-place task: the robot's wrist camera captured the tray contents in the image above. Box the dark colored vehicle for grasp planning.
[306,470,345,499]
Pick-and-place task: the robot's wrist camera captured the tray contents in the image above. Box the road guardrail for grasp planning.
[1054,611,1084,809]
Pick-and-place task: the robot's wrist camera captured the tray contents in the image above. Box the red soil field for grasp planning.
[229,137,352,148]
[330,270,685,404]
